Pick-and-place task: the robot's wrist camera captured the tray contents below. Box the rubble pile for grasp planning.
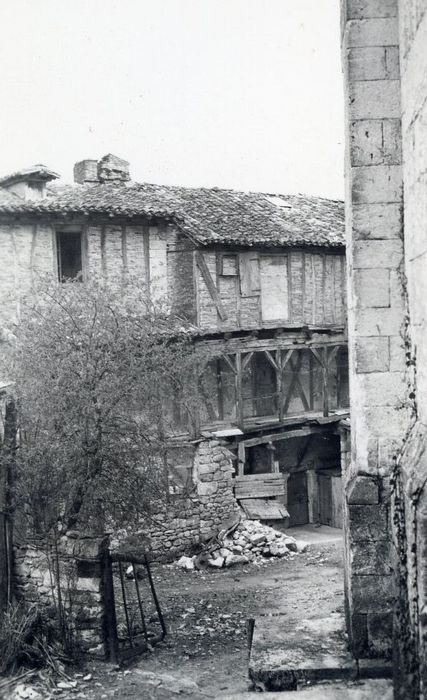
[176,518,308,571]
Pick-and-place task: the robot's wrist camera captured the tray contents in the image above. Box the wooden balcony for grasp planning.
[199,343,348,431]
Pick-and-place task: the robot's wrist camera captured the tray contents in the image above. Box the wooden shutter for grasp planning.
[239,252,260,297]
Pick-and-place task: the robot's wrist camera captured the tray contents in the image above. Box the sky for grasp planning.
[0,0,344,199]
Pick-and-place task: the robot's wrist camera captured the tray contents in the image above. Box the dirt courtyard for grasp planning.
[73,540,344,699]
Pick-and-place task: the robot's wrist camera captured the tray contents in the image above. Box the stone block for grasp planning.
[348,47,387,81]
[389,335,406,370]
[347,0,398,20]
[360,371,407,406]
[350,120,383,166]
[367,612,393,655]
[350,613,368,657]
[355,336,389,373]
[348,504,389,540]
[347,18,399,46]
[385,46,400,78]
[364,404,410,437]
[197,482,218,497]
[353,268,390,307]
[350,540,392,574]
[352,574,394,613]
[353,239,402,271]
[352,202,402,239]
[351,164,402,204]
[382,119,402,163]
[349,81,400,122]
[75,577,101,593]
[347,475,379,504]
[354,306,404,335]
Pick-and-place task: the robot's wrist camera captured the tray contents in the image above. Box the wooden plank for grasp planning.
[260,255,289,322]
[235,483,287,498]
[239,252,260,296]
[196,251,228,321]
[242,426,322,447]
[240,499,290,521]
[235,473,286,482]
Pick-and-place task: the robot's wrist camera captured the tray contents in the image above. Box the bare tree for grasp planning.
[5,275,206,539]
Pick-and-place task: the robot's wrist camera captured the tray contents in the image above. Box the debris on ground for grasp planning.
[175,518,308,570]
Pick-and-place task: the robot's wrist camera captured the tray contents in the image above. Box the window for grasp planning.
[260,255,289,322]
[56,230,83,281]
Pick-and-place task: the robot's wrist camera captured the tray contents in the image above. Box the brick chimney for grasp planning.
[73,159,98,184]
[97,154,130,183]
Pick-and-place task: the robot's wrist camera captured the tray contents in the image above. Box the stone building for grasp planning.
[0,153,347,550]
[341,0,427,695]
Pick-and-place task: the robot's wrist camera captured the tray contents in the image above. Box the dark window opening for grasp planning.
[57,230,82,281]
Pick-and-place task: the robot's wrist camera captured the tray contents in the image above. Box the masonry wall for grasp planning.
[14,534,108,657]
[196,248,346,332]
[119,439,239,557]
[395,1,427,695]
[341,0,409,659]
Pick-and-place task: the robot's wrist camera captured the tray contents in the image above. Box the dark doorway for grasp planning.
[287,471,309,526]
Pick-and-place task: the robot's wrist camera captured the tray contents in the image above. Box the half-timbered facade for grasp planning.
[0,154,347,527]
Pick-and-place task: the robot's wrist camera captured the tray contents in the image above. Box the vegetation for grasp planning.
[6,275,206,539]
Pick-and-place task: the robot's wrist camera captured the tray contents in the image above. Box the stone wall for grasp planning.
[14,534,108,657]
[341,0,409,658]
[395,1,427,696]
[139,439,240,557]
[342,0,427,692]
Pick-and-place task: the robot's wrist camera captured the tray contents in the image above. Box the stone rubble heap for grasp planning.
[176,518,308,571]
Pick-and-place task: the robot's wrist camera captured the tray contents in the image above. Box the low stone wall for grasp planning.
[146,439,240,556]
[14,534,107,656]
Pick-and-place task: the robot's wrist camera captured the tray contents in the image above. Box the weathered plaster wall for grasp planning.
[0,219,190,332]
[341,0,409,658]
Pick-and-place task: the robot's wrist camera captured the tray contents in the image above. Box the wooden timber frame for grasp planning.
[196,336,348,432]
[234,425,325,476]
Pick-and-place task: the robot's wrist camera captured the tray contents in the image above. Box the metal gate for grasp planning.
[102,551,167,662]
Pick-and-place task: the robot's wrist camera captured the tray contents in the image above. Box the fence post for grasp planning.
[100,546,119,663]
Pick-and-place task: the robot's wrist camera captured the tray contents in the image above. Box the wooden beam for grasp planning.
[264,349,279,372]
[242,426,323,447]
[242,352,254,371]
[196,251,228,321]
[221,353,237,375]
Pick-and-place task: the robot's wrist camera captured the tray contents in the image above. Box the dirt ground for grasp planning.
[73,542,343,699]
[6,541,344,700]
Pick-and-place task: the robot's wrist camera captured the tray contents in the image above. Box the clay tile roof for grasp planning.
[0,180,344,248]
[0,165,60,187]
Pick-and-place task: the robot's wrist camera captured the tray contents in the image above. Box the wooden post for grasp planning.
[235,352,244,429]
[322,347,329,417]
[0,399,16,612]
[238,441,246,476]
[101,548,119,663]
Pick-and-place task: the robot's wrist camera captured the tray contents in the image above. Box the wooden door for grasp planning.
[318,473,333,526]
[287,471,309,526]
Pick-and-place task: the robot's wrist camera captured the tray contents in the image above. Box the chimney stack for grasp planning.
[97,154,130,183]
[73,159,98,184]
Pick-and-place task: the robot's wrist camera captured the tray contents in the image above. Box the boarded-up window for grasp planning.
[239,252,260,296]
[260,255,289,322]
